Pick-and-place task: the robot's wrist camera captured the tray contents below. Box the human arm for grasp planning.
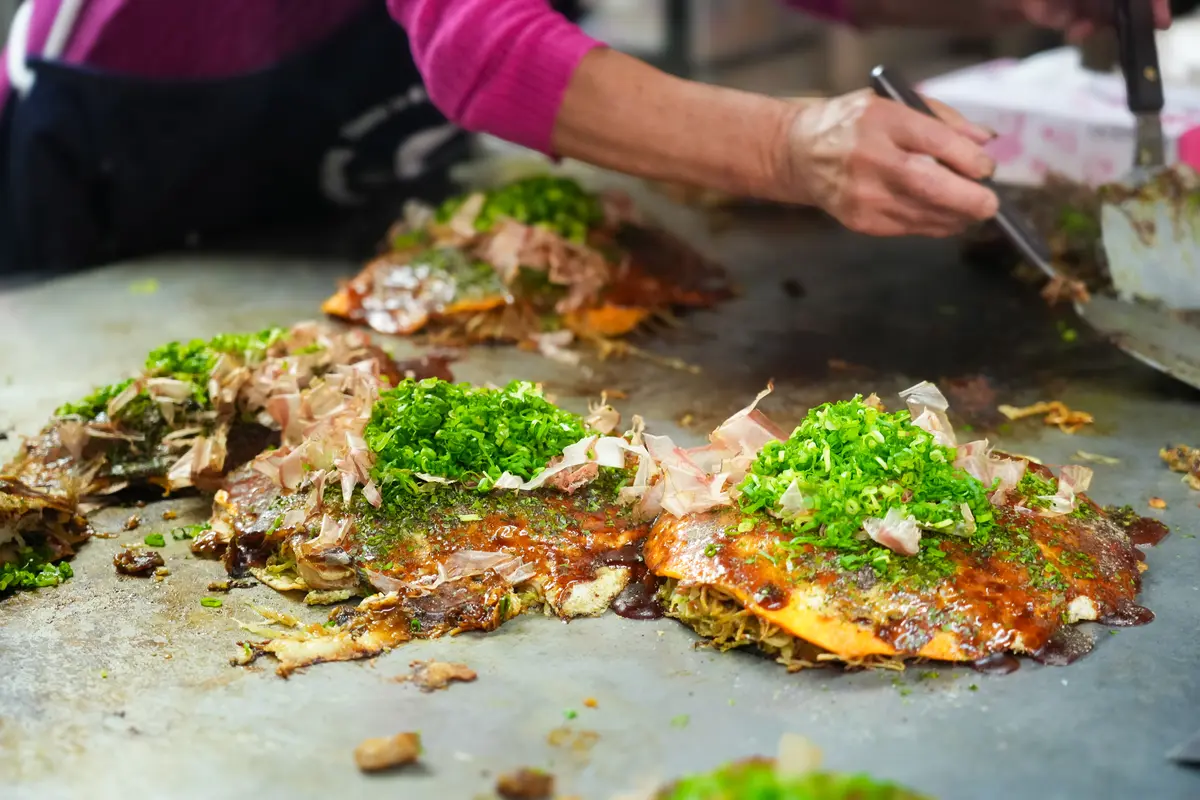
[389,0,998,237]
[553,48,998,236]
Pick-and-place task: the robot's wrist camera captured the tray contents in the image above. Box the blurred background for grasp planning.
[4,0,1195,98]
[0,0,1124,94]
[4,1,1200,93]
[576,0,1057,93]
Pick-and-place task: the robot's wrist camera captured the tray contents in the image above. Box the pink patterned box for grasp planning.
[919,48,1200,187]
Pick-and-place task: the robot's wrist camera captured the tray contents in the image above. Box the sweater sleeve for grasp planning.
[387,0,603,155]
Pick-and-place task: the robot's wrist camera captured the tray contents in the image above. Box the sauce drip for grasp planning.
[1124,517,1170,547]
[971,653,1020,674]
[755,583,787,611]
[1031,625,1094,666]
[598,543,643,568]
[611,560,664,620]
[1099,601,1156,627]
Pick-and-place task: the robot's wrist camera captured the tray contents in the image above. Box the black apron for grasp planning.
[0,2,469,274]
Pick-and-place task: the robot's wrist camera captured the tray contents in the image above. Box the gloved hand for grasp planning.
[782,90,999,238]
[1019,0,1171,41]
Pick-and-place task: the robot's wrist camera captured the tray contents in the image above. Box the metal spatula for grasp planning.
[1101,0,1200,312]
[1169,727,1200,766]
[870,64,1200,391]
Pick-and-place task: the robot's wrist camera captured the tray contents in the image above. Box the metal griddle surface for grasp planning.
[1,173,1198,800]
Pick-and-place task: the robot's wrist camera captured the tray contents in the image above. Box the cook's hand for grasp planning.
[783,90,999,238]
[1019,1,1171,42]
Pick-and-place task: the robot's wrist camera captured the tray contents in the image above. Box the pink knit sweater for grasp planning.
[389,0,850,152]
[1,0,851,152]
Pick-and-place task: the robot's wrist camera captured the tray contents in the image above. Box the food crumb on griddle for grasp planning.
[161,509,178,521]
[583,697,598,709]
[208,578,253,592]
[113,547,164,576]
[1074,450,1120,465]
[396,659,477,692]
[1148,497,1168,510]
[998,400,1094,434]
[122,514,141,532]
[153,567,170,581]
[547,727,601,754]
[496,767,554,800]
[1040,275,1090,306]
[1160,444,1200,490]
[354,732,422,773]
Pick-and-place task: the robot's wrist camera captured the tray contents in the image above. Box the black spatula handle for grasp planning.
[1114,0,1164,114]
[868,65,1056,276]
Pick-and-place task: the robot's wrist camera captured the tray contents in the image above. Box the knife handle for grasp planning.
[868,65,1055,273]
[1114,0,1164,114]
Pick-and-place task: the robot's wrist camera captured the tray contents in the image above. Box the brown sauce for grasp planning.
[598,542,664,620]
[363,349,456,387]
[190,528,227,559]
[113,547,164,576]
[218,466,286,577]
[1031,625,1094,666]
[225,530,270,578]
[1099,601,1155,627]
[598,542,643,568]
[611,561,664,620]
[1124,517,1170,547]
[755,583,787,611]
[222,425,278,478]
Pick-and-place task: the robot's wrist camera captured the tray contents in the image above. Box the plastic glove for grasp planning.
[1019,0,1171,42]
[783,90,999,238]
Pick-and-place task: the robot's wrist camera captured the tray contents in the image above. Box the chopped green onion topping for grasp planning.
[736,396,995,578]
[171,522,210,540]
[199,597,222,608]
[0,548,73,593]
[434,176,603,243]
[143,533,166,548]
[364,378,586,503]
[55,327,284,420]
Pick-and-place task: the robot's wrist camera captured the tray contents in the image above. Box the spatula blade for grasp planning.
[1168,728,1200,766]
[1075,293,1200,391]
[1100,167,1200,310]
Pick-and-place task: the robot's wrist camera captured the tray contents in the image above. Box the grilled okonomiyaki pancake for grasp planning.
[0,322,450,592]
[0,480,89,591]
[646,479,1147,667]
[321,175,731,347]
[212,376,655,675]
[3,324,428,499]
[223,464,650,676]
[634,383,1157,669]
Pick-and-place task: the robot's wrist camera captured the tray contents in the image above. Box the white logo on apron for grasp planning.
[318,86,460,206]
